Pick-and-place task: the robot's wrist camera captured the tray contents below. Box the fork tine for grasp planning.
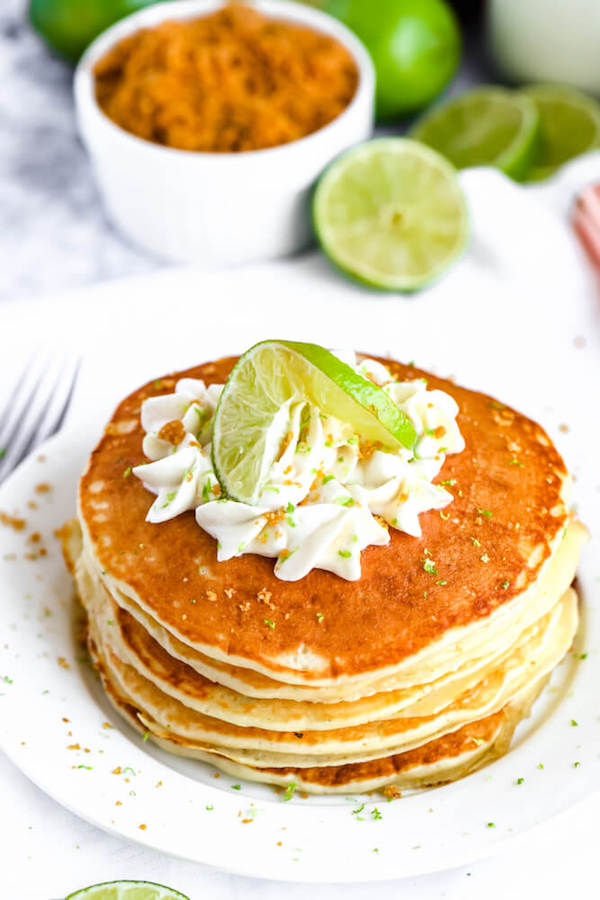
[34,357,81,447]
[0,355,40,448]
[0,356,80,482]
[0,360,49,460]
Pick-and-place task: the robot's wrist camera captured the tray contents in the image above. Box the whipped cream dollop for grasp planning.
[133,354,464,581]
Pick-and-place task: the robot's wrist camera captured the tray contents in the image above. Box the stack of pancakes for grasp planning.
[62,357,586,794]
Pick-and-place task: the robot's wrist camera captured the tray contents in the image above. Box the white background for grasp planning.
[2,1,600,892]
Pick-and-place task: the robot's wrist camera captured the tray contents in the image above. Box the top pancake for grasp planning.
[78,355,570,682]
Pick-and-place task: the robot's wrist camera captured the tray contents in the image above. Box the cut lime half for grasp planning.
[520,84,600,181]
[212,340,417,504]
[66,881,189,900]
[313,138,468,291]
[411,87,540,180]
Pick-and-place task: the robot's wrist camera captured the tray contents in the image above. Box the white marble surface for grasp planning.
[0,0,158,304]
[0,0,489,304]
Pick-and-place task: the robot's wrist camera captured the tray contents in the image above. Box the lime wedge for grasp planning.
[65,881,189,900]
[212,340,417,504]
[313,138,468,291]
[411,87,540,180]
[520,85,600,181]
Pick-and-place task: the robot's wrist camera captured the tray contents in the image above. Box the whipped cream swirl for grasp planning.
[133,354,464,581]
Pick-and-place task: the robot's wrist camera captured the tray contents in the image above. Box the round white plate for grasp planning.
[0,430,598,883]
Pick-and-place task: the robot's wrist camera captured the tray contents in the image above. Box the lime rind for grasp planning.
[65,881,189,900]
[211,340,417,504]
[411,87,540,181]
[521,84,600,181]
[313,137,469,292]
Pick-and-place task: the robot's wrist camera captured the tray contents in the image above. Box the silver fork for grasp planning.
[0,354,80,483]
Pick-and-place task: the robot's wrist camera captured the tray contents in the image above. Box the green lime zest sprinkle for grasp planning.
[574,652,587,660]
[283,782,297,801]
[231,784,241,790]
[435,579,447,586]
[502,580,510,589]
[440,478,456,486]
[123,466,132,478]
[322,474,335,484]
[478,508,493,518]
[285,502,294,513]
[338,549,352,558]
[371,807,382,821]
[142,731,150,742]
[471,537,481,547]
[516,777,525,785]
[509,458,523,467]
[74,765,92,770]
[486,822,496,828]
[480,553,490,563]
[538,763,544,769]
[0,448,6,459]
[264,619,276,630]
[316,612,324,623]
[571,719,579,726]
[573,761,581,768]
[206,803,214,810]
[439,511,450,520]
[423,558,438,575]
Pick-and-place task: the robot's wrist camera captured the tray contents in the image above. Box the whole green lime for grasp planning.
[29,0,172,64]
[324,0,461,120]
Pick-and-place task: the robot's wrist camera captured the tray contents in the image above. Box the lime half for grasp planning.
[411,87,540,180]
[313,138,468,291]
[66,881,189,900]
[521,85,600,181]
[212,340,417,504]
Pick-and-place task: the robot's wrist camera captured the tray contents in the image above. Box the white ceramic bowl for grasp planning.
[74,0,375,266]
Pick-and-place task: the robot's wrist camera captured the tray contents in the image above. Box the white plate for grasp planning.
[1,158,600,882]
[0,426,597,883]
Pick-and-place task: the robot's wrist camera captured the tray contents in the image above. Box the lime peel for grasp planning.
[411,87,540,181]
[211,340,417,504]
[66,880,190,900]
[521,84,600,181]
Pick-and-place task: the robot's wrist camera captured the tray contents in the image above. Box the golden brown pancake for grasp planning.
[78,356,571,683]
[65,354,585,795]
[88,627,548,794]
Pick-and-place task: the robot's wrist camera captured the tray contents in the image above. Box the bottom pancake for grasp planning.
[62,520,579,794]
[91,631,548,793]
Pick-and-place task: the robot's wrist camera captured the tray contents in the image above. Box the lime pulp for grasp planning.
[313,137,469,291]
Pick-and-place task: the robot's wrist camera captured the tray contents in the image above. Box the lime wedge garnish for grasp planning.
[66,881,189,900]
[520,84,600,181]
[313,137,468,291]
[211,340,417,504]
[411,87,540,180]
